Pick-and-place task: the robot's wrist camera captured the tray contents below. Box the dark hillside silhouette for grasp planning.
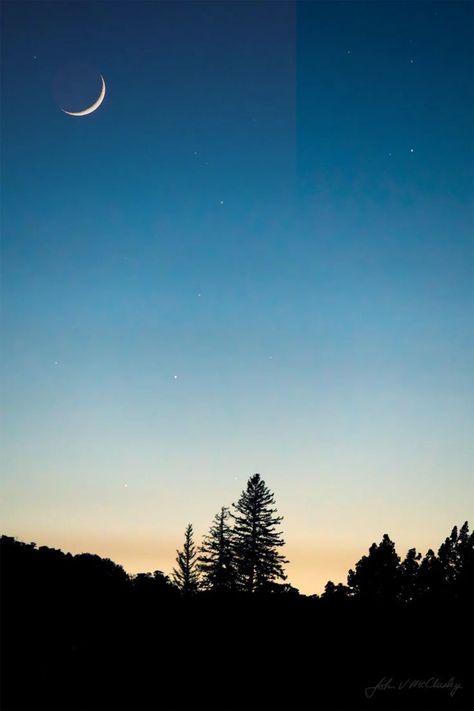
[1,474,472,711]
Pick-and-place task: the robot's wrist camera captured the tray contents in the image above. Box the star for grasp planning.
[409,59,414,64]
[124,483,128,488]
[346,50,351,55]
[33,55,37,60]
[197,292,201,297]
[173,375,178,380]
[220,200,224,205]
[410,148,414,153]
[388,152,392,157]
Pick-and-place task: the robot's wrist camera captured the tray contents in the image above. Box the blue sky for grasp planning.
[1,1,472,592]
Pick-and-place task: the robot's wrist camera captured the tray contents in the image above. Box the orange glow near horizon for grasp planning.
[3,521,469,596]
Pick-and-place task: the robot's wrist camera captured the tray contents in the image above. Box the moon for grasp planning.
[61,75,106,117]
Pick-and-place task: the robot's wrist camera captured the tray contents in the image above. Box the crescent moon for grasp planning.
[61,75,106,117]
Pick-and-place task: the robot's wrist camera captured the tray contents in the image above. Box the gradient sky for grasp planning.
[1,1,473,594]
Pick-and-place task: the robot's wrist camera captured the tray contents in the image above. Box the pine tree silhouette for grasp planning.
[198,506,236,592]
[231,473,288,593]
[172,524,199,595]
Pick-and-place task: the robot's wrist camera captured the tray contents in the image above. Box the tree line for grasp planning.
[1,472,472,603]
[1,473,472,711]
[170,472,473,603]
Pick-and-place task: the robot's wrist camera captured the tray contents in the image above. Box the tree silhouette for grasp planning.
[437,525,460,588]
[322,580,349,600]
[172,524,199,595]
[347,534,401,601]
[416,547,445,599]
[456,522,474,598]
[399,547,421,603]
[231,473,288,593]
[436,521,474,600]
[198,506,236,592]
[131,570,178,599]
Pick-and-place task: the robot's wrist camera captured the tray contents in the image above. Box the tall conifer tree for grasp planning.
[231,473,288,592]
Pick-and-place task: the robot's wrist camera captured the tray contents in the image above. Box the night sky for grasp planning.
[2,1,473,593]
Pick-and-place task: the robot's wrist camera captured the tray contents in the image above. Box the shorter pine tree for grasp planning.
[198,507,236,592]
[172,524,199,595]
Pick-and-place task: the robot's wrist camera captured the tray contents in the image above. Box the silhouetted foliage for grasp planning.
[456,521,474,601]
[439,524,471,583]
[131,570,179,599]
[267,582,300,596]
[438,525,460,587]
[417,547,446,599]
[231,473,288,592]
[198,506,236,592]
[322,580,350,600]
[347,533,401,601]
[416,522,474,604]
[399,547,422,602]
[172,523,199,595]
[1,518,473,711]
